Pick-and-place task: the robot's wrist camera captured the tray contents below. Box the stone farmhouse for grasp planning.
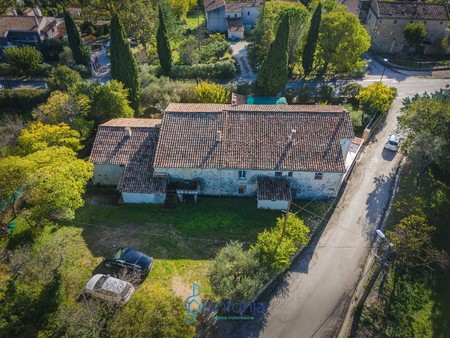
[359,1,450,54]
[204,0,262,39]
[90,104,362,210]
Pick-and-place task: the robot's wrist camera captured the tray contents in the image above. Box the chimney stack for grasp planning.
[10,8,17,16]
[33,5,42,17]
[216,130,222,142]
[125,127,132,138]
[290,129,297,142]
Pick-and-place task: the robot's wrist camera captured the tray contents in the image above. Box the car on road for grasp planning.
[83,274,134,305]
[384,133,400,152]
[103,247,154,275]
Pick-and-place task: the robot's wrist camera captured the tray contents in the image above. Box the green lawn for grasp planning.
[185,12,205,30]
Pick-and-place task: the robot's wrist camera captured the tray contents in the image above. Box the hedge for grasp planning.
[170,60,236,80]
[0,89,50,112]
[0,63,53,78]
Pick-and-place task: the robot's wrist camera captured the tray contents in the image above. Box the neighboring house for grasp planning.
[90,104,361,209]
[0,6,65,50]
[361,1,450,54]
[204,0,262,39]
[89,118,166,204]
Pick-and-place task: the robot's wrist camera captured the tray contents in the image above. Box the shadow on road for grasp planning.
[365,173,396,231]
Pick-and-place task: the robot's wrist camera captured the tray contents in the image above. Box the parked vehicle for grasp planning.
[83,274,134,305]
[384,133,399,152]
[104,247,154,275]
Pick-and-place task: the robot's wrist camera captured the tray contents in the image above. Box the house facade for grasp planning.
[362,1,449,54]
[204,0,262,39]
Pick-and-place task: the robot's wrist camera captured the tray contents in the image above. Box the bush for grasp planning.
[317,84,335,103]
[47,66,83,92]
[209,241,268,302]
[356,82,397,116]
[0,61,51,78]
[340,82,363,100]
[194,82,230,103]
[0,89,50,112]
[200,40,232,62]
[4,46,43,76]
[170,61,236,80]
[40,39,65,62]
[70,64,90,78]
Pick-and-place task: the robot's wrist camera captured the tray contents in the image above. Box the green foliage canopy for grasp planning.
[157,5,173,76]
[194,82,230,103]
[302,2,322,75]
[403,22,427,51]
[47,66,82,92]
[64,11,89,66]
[4,46,43,76]
[356,82,397,116]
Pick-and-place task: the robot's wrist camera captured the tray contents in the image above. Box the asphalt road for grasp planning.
[210,69,449,338]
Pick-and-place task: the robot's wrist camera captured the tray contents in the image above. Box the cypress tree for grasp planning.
[256,13,290,97]
[156,5,172,76]
[110,12,140,113]
[302,2,322,76]
[64,11,87,66]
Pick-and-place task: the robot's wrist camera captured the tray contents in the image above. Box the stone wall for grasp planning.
[206,7,227,33]
[154,168,344,200]
[92,164,124,186]
[122,192,165,204]
[242,6,259,28]
[366,8,449,54]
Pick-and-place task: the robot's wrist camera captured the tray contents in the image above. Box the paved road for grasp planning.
[231,41,257,85]
[210,70,448,338]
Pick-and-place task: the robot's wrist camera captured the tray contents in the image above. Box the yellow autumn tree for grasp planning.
[194,82,230,104]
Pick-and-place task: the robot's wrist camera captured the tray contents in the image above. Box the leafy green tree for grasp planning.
[76,80,134,124]
[47,66,82,92]
[110,12,140,112]
[107,284,195,338]
[4,46,43,76]
[167,0,197,20]
[16,122,83,155]
[119,1,157,48]
[156,5,173,76]
[317,11,370,74]
[403,22,427,52]
[40,38,65,62]
[399,91,450,173]
[64,11,89,66]
[253,214,310,274]
[302,2,322,75]
[32,91,93,138]
[340,82,363,100]
[356,82,397,116]
[179,37,200,66]
[194,82,230,103]
[209,241,268,301]
[256,13,290,96]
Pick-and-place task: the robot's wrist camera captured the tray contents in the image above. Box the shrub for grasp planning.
[170,61,236,80]
[340,82,363,100]
[194,82,230,103]
[209,241,268,302]
[40,39,65,62]
[0,89,50,112]
[4,46,43,76]
[70,64,90,78]
[356,82,397,116]
[317,84,335,103]
[47,66,82,92]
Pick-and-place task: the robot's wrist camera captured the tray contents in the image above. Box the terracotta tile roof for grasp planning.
[204,0,226,12]
[226,1,261,12]
[372,1,449,20]
[257,178,291,201]
[227,18,244,32]
[119,166,166,194]
[90,119,161,166]
[100,118,162,128]
[154,104,354,173]
[0,16,43,36]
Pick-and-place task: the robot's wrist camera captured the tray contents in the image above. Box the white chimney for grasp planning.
[290,129,297,141]
[33,5,43,17]
[216,130,222,142]
[125,127,132,138]
[10,8,18,16]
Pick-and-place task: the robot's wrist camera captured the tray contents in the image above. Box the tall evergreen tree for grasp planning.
[256,13,290,97]
[110,12,140,113]
[156,5,172,76]
[302,2,322,76]
[64,11,88,66]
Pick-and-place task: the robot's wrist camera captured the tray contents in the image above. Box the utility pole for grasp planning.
[280,200,291,243]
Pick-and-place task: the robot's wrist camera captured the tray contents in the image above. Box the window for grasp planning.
[235,13,237,18]
[248,11,250,16]
[238,186,245,194]
[275,171,282,177]
[424,21,427,24]
[238,170,246,180]
[394,20,397,24]
[288,172,293,177]
[314,173,323,180]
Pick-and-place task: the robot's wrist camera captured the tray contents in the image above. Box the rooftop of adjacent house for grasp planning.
[257,177,292,202]
[204,0,226,12]
[225,1,262,12]
[371,1,449,20]
[227,18,244,32]
[154,104,354,173]
[0,16,43,35]
[100,118,162,128]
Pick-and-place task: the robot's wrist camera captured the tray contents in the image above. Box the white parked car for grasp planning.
[83,274,134,305]
[384,133,400,152]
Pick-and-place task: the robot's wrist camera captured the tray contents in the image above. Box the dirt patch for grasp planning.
[172,276,193,301]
